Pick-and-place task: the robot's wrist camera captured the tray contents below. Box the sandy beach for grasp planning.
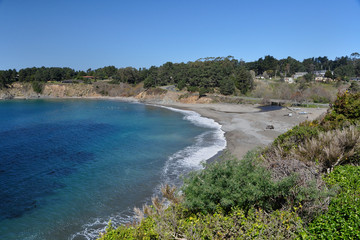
[161,102,328,159]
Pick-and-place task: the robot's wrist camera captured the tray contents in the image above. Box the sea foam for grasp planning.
[159,106,226,184]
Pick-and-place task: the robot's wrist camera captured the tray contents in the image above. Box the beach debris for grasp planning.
[288,113,293,117]
[266,125,274,129]
[299,111,308,115]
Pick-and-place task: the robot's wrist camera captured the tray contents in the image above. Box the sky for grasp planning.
[0,0,359,70]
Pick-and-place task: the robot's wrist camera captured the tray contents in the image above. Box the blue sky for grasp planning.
[0,0,359,70]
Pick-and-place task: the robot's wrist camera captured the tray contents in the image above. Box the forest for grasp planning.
[1,53,360,95]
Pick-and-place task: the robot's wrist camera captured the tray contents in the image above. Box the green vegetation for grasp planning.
[273,125,320,152]
[308,165,360,239]
[1,53,359,98]
[31,81,44,94]
[99,92,360,240]
[183,151,298,214]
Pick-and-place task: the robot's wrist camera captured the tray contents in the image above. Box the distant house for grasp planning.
[313,70,334,77]
[315,76,324,82]
[313,70,327,76]
[284,77,294,83]
[293,72,308,79]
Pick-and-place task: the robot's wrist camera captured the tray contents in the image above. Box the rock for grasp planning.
[0,92,14,99]
[266,125,274,129]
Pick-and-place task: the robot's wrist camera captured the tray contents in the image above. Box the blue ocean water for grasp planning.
[0,99,226,240]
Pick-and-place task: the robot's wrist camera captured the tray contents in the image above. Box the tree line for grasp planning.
[1,53,359,94]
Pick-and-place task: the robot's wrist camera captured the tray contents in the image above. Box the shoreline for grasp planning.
[3,96,328,160]
[157,102,328,159]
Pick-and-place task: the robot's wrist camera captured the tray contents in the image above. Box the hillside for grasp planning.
[98,92,360,239]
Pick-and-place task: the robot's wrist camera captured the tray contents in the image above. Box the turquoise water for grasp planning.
[0,99,226,240]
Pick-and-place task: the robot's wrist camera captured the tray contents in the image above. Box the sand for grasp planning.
[160,103,328,159]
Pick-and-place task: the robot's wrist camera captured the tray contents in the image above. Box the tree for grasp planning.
[235,68,254,94]
[348,81,360,93]
[304,73,314,82]
[324,70,333,79]
[177,79,186,90]
[220,76,235,95]
[144,75,155,88]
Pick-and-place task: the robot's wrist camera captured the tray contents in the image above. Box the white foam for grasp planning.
[160,106,222,130]
[70,214,133,240]
[159,105,227,187]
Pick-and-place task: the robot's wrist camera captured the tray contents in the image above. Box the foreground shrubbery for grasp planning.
[308,165,360,239]
[183,152,298,214]
[99,92,360,240]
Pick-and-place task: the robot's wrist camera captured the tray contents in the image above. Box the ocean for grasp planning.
[0,99,226,240]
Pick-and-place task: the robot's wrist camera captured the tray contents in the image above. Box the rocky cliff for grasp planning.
[0,82,144,99]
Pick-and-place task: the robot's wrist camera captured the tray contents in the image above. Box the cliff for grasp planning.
[0,82,215,104]
[0,82,144,99]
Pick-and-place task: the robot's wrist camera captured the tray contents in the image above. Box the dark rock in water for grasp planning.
[266,125,274,129]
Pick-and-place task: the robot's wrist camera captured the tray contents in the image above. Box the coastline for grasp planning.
[157,102,328,160]
[3,96,328,159]
[4,96,327,160]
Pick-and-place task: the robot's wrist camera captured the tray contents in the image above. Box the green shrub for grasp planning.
[321,92,360,130]
[273,125,320,152]
[176,79,186,90]
[182,151,297,214]
[307,165,360,239]
[198,87,208,97]
[179,207,305,240]
[31,81,43,94]
[98,217,158,240]
[332,91,360,120]
[187,85,199,93]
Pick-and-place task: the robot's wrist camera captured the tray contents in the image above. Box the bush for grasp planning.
[99,192,306,240]
[187,85,199,93]
[328,91,360,121]
[176,79,186,90]
[98,218,158,240]
[31,81,43,94]
[292,125,360,172]
[307,165,360,239]
[198,87,208,97]
[272,125,320,152]
[182,151,297,214]
[179,207,305,240]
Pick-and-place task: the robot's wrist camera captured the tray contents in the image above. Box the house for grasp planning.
[350,77,360,81]
[315,76,324,82]
[284,77,294,83]
[313,70,334,77]
[313,70,327,76]
[293,72,308,79]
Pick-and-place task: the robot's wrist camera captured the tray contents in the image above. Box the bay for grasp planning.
[0,99,225,240]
